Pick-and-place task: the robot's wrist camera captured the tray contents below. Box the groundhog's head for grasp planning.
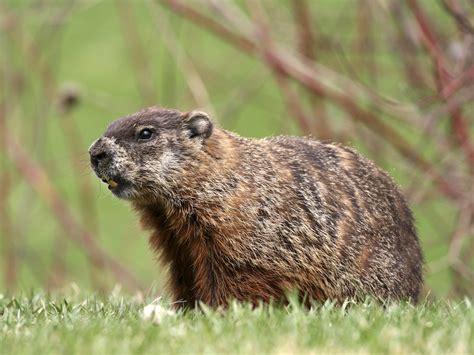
[89,106,213,201]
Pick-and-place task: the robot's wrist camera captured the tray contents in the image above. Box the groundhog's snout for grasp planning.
[89,138,112,170]
[89,137,122,192]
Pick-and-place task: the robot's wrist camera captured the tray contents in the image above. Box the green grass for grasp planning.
[1,291,472,355]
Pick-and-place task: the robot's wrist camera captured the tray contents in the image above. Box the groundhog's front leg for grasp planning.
[168,260,198,309]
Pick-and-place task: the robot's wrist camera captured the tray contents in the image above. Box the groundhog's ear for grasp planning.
[183,111,213,139]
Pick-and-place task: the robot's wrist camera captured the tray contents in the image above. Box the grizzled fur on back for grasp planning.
[89,106,423,308]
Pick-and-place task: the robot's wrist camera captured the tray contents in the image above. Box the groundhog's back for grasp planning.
[191,131,423,303]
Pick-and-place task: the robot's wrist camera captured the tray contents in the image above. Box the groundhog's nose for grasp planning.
[90,151,108,169]
[89,139,110,169]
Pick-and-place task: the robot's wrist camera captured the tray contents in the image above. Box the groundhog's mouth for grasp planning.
[100,177,119,190]
[98,174,133,197]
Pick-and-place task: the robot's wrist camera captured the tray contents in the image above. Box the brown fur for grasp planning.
[89,107,424,308]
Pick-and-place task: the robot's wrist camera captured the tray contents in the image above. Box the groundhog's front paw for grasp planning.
[142,300,176,324]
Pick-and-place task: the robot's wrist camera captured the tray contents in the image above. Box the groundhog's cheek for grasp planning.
[156,152,179,175]
[136,152,179,182]
[117,160,140,180]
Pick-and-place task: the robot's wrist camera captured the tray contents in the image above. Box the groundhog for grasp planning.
[89,106,423,308]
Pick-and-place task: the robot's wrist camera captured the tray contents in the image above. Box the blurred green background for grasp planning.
[1,0,472,298]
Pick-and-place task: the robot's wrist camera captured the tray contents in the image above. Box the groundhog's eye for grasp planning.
[138,128,153,141]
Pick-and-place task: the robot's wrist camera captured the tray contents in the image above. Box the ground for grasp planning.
[1,291,472,354]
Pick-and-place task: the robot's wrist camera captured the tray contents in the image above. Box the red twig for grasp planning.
[441,0,474,35]
[407,0,474,165]
[390,2,431,91]
[441,64,474,99]
[246,0,313,135]
[273,73,314,135]
[291,0,331,139]
[162,0,255,54]
[292,0,316,59]
[116,0,157,105]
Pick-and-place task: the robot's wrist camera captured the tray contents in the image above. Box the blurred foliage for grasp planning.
[0,0,472,298]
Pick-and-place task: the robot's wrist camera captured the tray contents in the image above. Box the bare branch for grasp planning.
[407,0,474,165]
